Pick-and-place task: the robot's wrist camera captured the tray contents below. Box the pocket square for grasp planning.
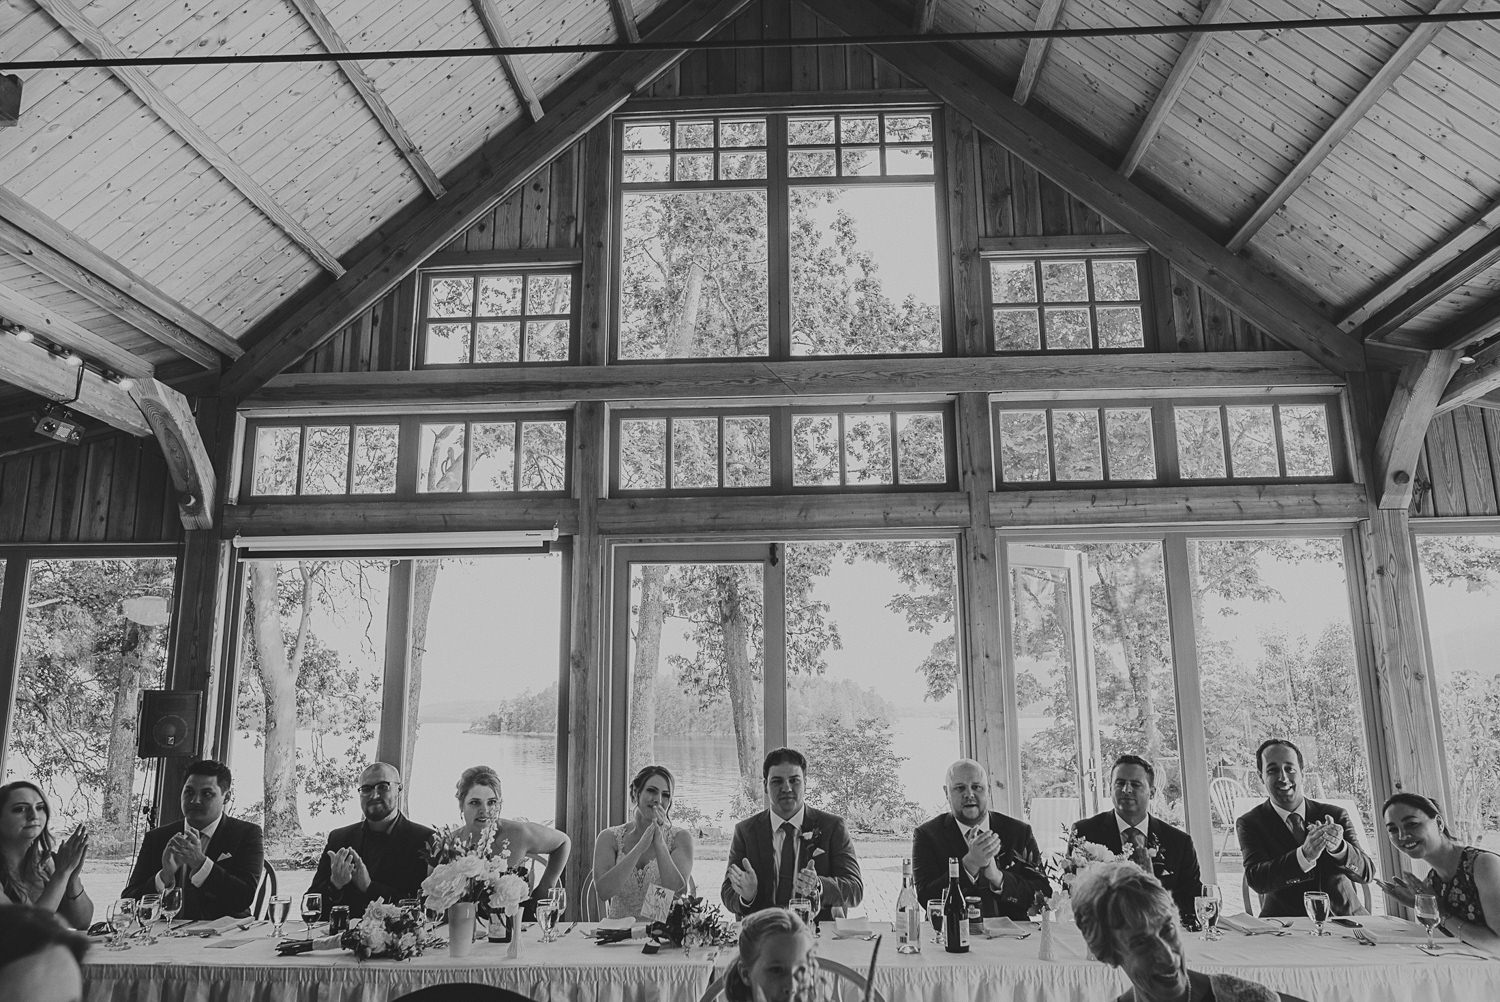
[217,852,234,861]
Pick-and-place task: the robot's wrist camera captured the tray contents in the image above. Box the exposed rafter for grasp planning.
[1119,0,1234,178]
[914,0,941,33]
[804,0,1364,374]
[1345,198,1500,335]
[609,0,641,43]
[1438,338,1500,414]
[221,0,756,400]
[32,0,346,276]
[1226,0,1469,253]
[1373,349,1462,509]
[0,281,154,379]
[127,379,215,529]
[1434,295,1500,352]
[472,0,546,122]
[0,189,236,368]
[285,0,446,198]
[1014,0,1067,106]
[0,331,152,436]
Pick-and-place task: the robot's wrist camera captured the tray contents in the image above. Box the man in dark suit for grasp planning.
[307,762,434,918]
[1072,754,1203,926]
[122,760,264,921]
[911,758,1050,920]
[720,747,862,922]
[1236,738,1373,917]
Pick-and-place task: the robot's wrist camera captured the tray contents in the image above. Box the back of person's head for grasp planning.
[185,759,233,793]
[1381,791,1454,838]
[0,905,88,1002]
[761,747,807,780]
[723,907,808,1002]
[1071,860,1173,965]
[456,765,503,804]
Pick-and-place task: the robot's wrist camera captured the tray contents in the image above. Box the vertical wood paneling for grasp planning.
[0,433,180,543]
[1452,407,1498,515]
[1422,413,1467,516]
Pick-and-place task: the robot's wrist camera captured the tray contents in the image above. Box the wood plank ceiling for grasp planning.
[2,0,1500,416]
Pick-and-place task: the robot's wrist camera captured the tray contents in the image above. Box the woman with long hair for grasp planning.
[0,782,92,930]
[592,764,695,918]
[1380,792,1500,955]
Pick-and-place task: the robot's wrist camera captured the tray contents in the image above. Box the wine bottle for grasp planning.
[943,858,969,953]
[894,857,921,954]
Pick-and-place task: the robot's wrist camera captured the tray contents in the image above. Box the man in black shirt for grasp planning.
[308,763,434,918]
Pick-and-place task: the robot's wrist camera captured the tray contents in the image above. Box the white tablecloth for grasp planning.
[82,917,1499,1002]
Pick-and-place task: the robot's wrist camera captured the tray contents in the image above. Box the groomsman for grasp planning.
[1236,738,1373,917]
[911,759,1050,919]
[720,748,862,922]
[122,760,264,921]
[307,762,434,918]
[1072,754,1202,925]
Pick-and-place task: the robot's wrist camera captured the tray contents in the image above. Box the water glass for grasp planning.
[926,899,945,946]
[137,894,161,943]
[1194,884,1222,941]
[269,895,292,939]
[549,886,568,924]
[789,896,813,930]
[1414,891,1442,951]
[534,898,557,943]
[105,898,135,949]
[1303,891,1331,937]
[160,886,183,936]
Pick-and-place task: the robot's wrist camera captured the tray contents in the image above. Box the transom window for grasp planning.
[989,255,1148,352]
[617,107,945,362]
[611,404,954,495]
[419,268,577,366]
[992,397,1341,486]
[249,422,398,497]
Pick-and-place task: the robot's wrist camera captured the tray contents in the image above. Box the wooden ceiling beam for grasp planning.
[610,0,641,43]
[0,331,152,436]
[1373,348,1462,509]
[914,0,941,33]
[1433,294,1500,352]
[1354,221,1500,343]
[1226,0,1470,253]
[0,280,155,379]
[1013,0,1067,106]
[1438,338,1500,414]
[1119,0,1234,178]
[126,379,215,529]
[221,0,755,401]
[472,0,546,122]
[32,0,346,277]
[0,189,235,368]
[285,0,446,198]
[804,0,1364,373]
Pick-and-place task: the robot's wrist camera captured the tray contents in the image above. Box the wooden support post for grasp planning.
[0,559,29,776]
[1374,350,1462,509]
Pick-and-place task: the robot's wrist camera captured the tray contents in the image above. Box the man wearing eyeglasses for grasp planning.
[307,763,434,918]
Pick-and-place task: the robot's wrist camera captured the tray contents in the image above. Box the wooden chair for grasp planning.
[698,958,885,1002]
[1027,796,1081,857]
[393,987,537,1001]
[581,870,601,922]
[251,859,277,921]
[1209,777,1244,860]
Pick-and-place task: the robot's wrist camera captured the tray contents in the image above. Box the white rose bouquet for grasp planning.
[341,899,433,961]
[420,818,520,915]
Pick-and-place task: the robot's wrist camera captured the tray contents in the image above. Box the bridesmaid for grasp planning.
[591,765,694,918]
[453,765,570,918]
[1381,792,1500,955]
[0,781,93,930]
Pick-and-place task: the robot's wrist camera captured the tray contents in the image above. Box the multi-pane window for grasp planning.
[611,405,953,495]
[617,109,944,361]
[420,269,576,365]
[242,414,571,499]
[989,256,1148,351]
[993,397,1341,486]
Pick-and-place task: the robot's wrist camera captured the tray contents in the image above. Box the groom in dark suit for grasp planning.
[308,762,434,918]
[1237,738,1373,917]
[720,747,862,922]
[911,759,1050,919]
[122,760,264,921]
[1072,754,1202,926]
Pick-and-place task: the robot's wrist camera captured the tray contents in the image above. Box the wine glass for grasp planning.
[926,899,945,946]
[160,886,183,936]
[1194,884,1223,941]
[300,892,323,940]
[137,894,161,944]
[269,895,292,939]
[1303,890,1331,937]
[534,896,557,943]
[1414,891,1442,952]
[105,898,135,950]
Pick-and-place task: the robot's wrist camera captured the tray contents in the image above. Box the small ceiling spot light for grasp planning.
[104,370,135,391]
[12,326,34,343]
[59,348,84,367]
[1460,354,1477,365]
[33,404,83,445]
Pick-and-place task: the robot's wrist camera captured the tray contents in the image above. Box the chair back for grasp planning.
[1027,797,1081,857]
[698,958,884,1002]
[393,987,536,1001]
[581,870,601,922]
[1209,777,1243,826]
[251,859,277,921]
[1242,873,1259,915]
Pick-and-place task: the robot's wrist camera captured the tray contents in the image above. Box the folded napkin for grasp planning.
[180,916,252,937]
[832,917,873,939]
[1356,925,1447,946]
[982,917,1031,939]
[1220,914,1282,935]
[597,916,635,929]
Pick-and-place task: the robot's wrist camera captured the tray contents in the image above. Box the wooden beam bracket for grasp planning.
[1372,349,1462,509]
[127,381,216,530]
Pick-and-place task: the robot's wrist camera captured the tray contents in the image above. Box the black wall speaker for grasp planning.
[136,690,203,758]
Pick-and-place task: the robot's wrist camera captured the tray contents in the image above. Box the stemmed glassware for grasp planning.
[269,895,292,939]
[1414,892,1442,952]
[1303,891,1331,937]
[1194,884,1223,941]
[534,896,556,943]
[301,893,323,940]
[137,893,161,944]
[926,899,944,946]
[160,886,183,937]
[105,898,136,950]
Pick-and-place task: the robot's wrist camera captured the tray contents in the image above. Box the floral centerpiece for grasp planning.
[420,818,530,917]
[644,895,738,953]
[1030,829,1131,917]
[340,899,435,961]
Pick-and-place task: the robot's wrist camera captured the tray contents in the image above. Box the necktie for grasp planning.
[1288,812,1306,844]
[775,822,797,907]
[1126,827,1150,869]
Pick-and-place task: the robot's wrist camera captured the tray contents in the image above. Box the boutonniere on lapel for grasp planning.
[801,829,821,845]
[1145,833,1172,876]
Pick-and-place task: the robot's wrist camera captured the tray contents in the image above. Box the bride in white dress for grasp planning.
[591,765,695,919]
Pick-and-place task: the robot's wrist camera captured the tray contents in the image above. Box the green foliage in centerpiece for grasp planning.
[645,895,738,949]
[340,900,435,960]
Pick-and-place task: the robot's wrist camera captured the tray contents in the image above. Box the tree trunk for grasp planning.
[718,569,763,804]
[628,565,668,773]
[249,561,302,847]
[101,623,147,841]
[1098,562,1164,763]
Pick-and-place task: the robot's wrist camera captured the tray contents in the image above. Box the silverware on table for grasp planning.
[561,921,579,936]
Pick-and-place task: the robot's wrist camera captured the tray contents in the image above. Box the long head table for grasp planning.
[82,916,1496,1002]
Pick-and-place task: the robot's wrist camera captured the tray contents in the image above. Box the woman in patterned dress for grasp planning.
[591,765,694,919]
[1381,792,1500,955]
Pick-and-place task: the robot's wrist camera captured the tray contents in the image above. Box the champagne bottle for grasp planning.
[943,858,969,953]
[894,857,921,954]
